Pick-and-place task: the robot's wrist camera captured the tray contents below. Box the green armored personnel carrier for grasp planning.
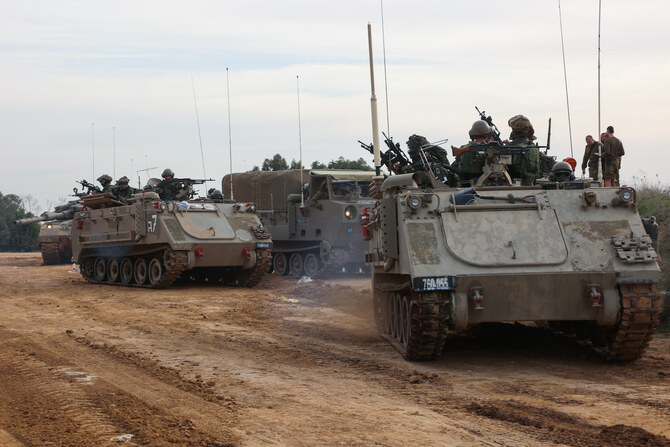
[365,144,663,362]
[223,169,376,277]
[15,201,82,265]
[71,191,271,288]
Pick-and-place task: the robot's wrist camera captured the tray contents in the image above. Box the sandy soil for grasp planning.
[0,252,668,447]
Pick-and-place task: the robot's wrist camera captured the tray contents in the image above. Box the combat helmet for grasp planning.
[162,168,175,179]
[406,134,430,162]
[469,120,492,139]
[508,115,536,141]
[97,174,112,184]
[117,176,130,184]
[548,161,575,182]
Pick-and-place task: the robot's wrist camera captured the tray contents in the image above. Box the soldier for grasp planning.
[605,125,625,186]
[451,120,491,182]
[506,115,540,186]
[155,168,184,201]
[581,135,602,180]
[309,178,328,208]
[404,134,453,186]
[113,176,136,202]
[207,188,224,203]
[97,174,113,194]
[599,133,617,186]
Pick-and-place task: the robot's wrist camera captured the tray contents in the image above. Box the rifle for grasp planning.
[359,136,410,174]
[75,179,101,195]
[159,178,215,200]
[475,106,503,143]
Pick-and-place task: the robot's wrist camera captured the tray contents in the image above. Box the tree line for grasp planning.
[251,154,373,172]
[0,192,39,252]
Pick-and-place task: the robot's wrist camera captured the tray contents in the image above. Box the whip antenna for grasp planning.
[597,0,603,182]
[226,68,234,200]
[367,23,381,175]
[191,75,208,187]
[380,0,391,137]
[558,0,574,158]
[91,123,95,180]
[297,75,305,207]
[112,126,116,179]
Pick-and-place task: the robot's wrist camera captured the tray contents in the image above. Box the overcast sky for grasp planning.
[1,0,668,211]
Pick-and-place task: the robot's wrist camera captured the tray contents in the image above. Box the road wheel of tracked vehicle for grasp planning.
[303,253,320,278]
[107,259,120,282]
[133,258,148,285]
[148,257,163,286]
[119,258,133,284]
[289,253,303,277]
[93,257,107,282]
[375,289,449,361]
[273,253,288,276]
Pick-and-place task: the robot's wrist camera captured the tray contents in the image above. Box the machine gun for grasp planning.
[157,178,215,200]
[75,179,101,196]
[359,134,411,174]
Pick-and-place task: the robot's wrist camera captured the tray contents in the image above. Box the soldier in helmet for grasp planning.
[451,120,491,183]
[97,174,113,194]
[506,115,540,186]
[548,161,575,183]
[113,176,136,202]
[155,168,184,200]
[403,134,453,186]
[207,187,224,203]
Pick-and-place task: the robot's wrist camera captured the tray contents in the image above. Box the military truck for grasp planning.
[15,201,82,265]
[365,144,663,362]
[223,169,376,277]
[71,191,271,288]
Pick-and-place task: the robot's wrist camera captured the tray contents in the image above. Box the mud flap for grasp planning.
[596,288,619,326]
[453,291,469,330]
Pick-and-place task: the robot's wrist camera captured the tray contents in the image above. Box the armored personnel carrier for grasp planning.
[365,143,663,362]
[15,201,82,265]
[223,169,376,277]
[71,191,271,288]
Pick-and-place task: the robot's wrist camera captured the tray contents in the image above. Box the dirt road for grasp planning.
[0,253,668,446]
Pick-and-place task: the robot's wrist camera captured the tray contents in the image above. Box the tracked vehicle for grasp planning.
[223,169,375,277]
[71,191,271,288]
[365,145,663,361]
[15,202,82,264]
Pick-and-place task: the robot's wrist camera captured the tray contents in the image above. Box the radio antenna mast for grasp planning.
[597,0,603,182]
[191,75,208,188]
[297,75,305,207]
[226,68,234,201]
[380,0,391,137]
[558,0,574,158]
[367,23,381,175]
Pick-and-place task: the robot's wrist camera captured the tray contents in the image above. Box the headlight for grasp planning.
[620,189,633,202]
[46,224,52,229]
[248,203,257,212]
[408,196,422,209]
[344,205,357,220]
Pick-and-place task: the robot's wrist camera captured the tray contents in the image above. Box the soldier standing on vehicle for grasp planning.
[604,125,625,185]
[113,176,136,202]
[599,133,617,186]
[506,115,540,186]
[581,135,602,180]
[97,174,113,193]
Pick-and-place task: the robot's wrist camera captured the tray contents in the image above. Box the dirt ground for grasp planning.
[0,253,668,447]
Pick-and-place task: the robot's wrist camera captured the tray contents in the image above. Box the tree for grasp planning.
[311,160,327,169]
[261,154,289,171]
[326,157,373,171]
[290,159,303,170]
[0,192,39,252]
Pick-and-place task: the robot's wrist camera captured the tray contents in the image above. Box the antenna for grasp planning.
[597,0,603,182]
[558,0,574,158]
[367,23,381,175]
[297,75,305,207]
[191,76,208,188]
[112,126,116,179]
[380,0,391,137]
[91,122,95,180]
[137,166,158,187]
[226,67,234,201]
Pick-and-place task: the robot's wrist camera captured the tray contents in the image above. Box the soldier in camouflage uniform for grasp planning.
[599,133,618,186]
[97,174,113,194]
[155,168,184,201]
[113,176,136,202]
[506,115,540,186]
[581,135,602,180]
[604,126,625,186]
[451,120,491,183]
[404,134,453,186]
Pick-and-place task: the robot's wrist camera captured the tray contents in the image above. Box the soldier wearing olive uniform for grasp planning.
[506,115,540,186]
[451,120,490,182]
[113,176,136,201]
[581,135,602,180]
[97,174,113,194]
[155,168,184,201]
